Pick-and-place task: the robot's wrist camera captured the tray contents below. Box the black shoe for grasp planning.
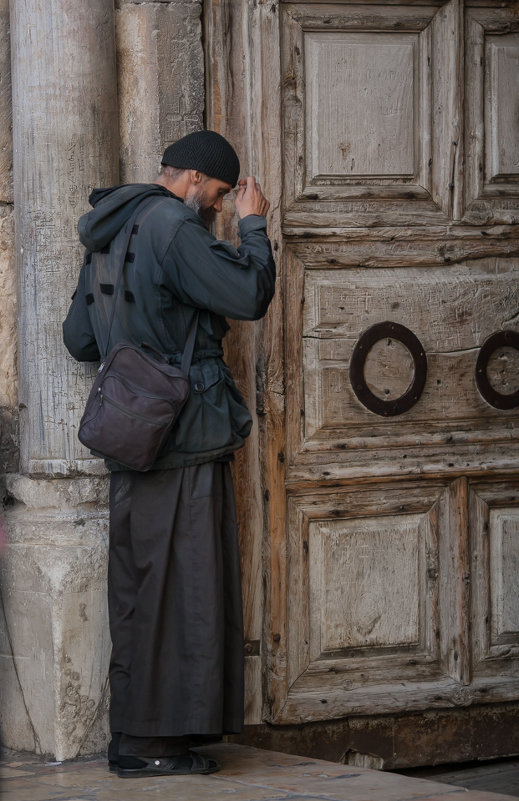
[117,750,221,778]
[108,732,121,773]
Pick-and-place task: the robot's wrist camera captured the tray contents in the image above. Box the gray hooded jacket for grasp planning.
[63,183,276,469]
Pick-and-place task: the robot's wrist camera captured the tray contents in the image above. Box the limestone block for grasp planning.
[116,0,204,182]
[0,477,110,760]
[6,474,109,511]
[0,205,18,473]
[0,207,16,409]
[0,604,34,749]
[0,0,12,203]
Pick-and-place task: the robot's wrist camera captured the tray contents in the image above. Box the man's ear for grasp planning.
[190,170,203,185]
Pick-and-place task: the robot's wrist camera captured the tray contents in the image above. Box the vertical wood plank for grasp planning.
[205,0,284,724]
[205,0,263,723]
[439,477,471,684]
[470,486,490,670]
[251,0,286,723]
[431,0,463,220]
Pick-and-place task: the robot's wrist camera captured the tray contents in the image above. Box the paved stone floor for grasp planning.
[0,744,516,801]
[397,759,519,797]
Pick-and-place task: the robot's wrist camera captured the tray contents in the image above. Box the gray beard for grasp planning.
[184,194,216,228]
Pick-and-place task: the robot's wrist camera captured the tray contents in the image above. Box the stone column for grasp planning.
[11,0,119,475]
[1,0,118,759]
[0,0,16,478]
[115,0,204,182]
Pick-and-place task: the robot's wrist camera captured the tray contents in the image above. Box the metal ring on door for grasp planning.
[475,330,519,410]
[349,321,427,417]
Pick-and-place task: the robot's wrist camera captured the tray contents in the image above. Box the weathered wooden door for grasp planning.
[207,0,519,764]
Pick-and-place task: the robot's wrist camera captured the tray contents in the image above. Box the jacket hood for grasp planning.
[78,183,181,251]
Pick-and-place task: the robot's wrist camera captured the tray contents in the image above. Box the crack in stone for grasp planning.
[0,584,42,754]
[428,347,480,356]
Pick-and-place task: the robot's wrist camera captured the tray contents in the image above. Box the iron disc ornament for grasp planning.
[349,321,427,417]
[475,330,519,410]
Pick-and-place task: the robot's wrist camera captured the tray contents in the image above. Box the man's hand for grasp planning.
[235,176,270,219]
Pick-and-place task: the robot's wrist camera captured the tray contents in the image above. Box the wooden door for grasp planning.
[206,0,519,763]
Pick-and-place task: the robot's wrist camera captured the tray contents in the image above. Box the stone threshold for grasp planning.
[1,743,514,801]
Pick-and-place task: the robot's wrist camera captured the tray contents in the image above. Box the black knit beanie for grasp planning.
[161,130,240,187]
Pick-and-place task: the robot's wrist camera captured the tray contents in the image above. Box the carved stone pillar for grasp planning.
[2,0,118,759]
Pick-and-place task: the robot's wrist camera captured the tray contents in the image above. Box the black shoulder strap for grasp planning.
[103,196,157,359]
[102,195,200,375]
[180,312,199,375]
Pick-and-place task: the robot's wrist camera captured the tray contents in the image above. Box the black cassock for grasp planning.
[107,461,244,752]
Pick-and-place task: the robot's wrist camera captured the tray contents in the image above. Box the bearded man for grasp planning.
[63,130,275,778]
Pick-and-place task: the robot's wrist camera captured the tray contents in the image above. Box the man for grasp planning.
[63,130,275,778]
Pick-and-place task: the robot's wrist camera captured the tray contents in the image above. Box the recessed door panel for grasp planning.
[207,0,519,749]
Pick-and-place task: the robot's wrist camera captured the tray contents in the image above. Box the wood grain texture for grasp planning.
[486,35,519,181]
[304,31,417,177]
[470,479,519,680]
[274,479,497,724]
[284,252,519,481]
[439,477,470,683]
[206,0,263,725]
[205,0,284,724]
[283,227,519,266]
[464,6,519,224]
[309,514,423,651]
[208,0,519,740]
[281,1,463,226]
[490,510,519,641]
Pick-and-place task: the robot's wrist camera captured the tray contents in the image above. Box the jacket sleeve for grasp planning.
[62,260,101,362]
[161,213,276,320]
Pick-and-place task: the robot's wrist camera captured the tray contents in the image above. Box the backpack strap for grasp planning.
[180,311,199,376]
[102,196,158,360]
[100,195,200,375]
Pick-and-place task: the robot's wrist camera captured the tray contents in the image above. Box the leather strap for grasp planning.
[99,195,199,376]
[180,312,199,375]
[103,196,156,359]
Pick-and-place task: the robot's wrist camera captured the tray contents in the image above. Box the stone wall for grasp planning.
[0,0,205,760]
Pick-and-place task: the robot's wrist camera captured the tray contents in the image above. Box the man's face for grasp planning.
[184,175,233,227]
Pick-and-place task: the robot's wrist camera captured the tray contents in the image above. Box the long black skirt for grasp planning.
[107,462,244,738]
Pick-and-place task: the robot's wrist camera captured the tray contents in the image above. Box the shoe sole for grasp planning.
[116,761,221,778]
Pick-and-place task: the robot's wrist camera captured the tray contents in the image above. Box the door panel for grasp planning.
[470,482,519,680]
[282,1,460,225]
[465,7,519,222]
[277,478,490,723]
[207,0,519,749]
[278,0,519,726]
[297,261,519,446]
